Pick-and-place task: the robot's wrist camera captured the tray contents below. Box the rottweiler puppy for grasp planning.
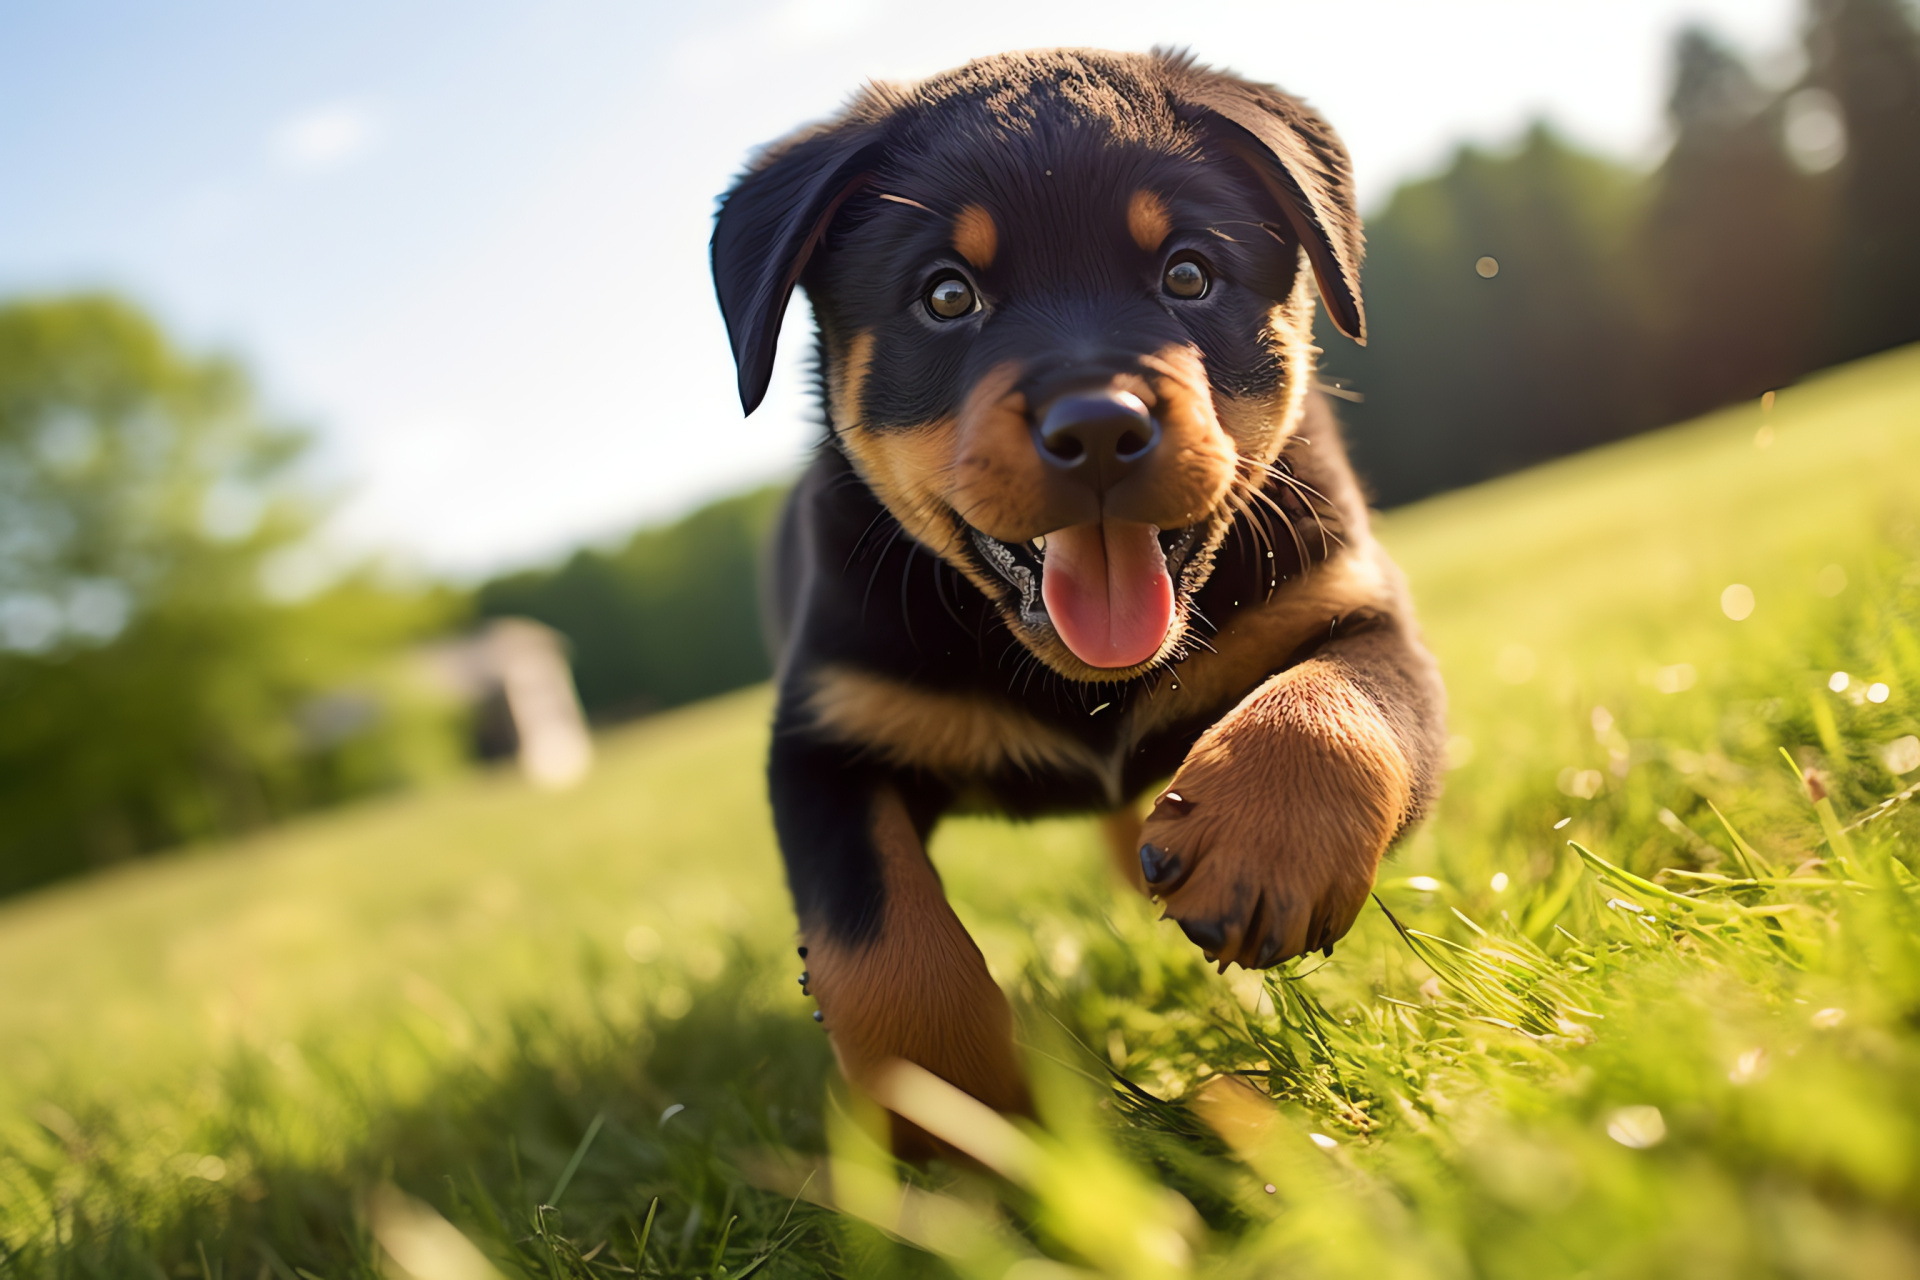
[711,48,1445,1150]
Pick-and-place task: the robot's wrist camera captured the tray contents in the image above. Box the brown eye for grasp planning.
[925,273,976,320]
[1163,257,1209,300]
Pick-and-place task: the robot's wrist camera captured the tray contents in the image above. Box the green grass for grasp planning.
[5,345,1920,1278]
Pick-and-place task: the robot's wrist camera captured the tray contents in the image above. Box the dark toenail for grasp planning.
[1139,843,1182,885]
[812,1009,824,1023]
[798,946,808,958]
[1179,916,1227,952]
[1321,943,1335,959]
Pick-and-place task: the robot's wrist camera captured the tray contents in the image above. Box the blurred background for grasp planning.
[2,0,1917,897]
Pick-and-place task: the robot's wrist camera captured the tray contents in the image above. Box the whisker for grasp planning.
[844,507,896,573]
[899,538,921,651]
[931,550,968,629]
[861,524,907,623]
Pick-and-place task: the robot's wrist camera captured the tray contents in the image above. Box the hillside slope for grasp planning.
[3,344,1919,1277]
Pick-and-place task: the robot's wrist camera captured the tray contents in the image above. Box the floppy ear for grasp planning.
[711,123,889,414]
[1173,73,1366,344]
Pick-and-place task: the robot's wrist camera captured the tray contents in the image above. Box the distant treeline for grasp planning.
[0,297,467,897]
[488,1,1920,724]
[476,487,786,721]
[1325,0,1920,504]
[3,4,1915,898]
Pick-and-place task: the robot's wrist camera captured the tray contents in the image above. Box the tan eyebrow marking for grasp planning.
[952,204,997,269]
[1128,189,1172,252]
[879,193,934,212]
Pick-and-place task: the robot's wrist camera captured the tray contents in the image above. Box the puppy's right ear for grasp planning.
[712,122,888,415]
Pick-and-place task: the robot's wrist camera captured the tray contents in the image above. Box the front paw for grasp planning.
[1137,663,1413,970]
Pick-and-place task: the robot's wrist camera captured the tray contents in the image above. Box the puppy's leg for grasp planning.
[1138,622,1444,968]
[770,731,1030,1157]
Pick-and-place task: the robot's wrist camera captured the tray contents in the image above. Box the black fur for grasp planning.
[713,49,1439,967]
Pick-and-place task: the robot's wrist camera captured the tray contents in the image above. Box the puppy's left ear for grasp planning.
[712,119,890,415]
[1173,71,1366,344]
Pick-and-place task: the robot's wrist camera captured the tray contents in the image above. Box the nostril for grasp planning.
[1043,433,1086,463]
[1116,428,1150,460]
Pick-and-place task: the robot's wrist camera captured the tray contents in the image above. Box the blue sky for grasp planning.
[1,0,1799,578]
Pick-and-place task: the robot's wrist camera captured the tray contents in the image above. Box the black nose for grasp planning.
[1034,391,1160,486]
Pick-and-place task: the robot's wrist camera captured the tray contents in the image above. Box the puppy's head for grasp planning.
[713,49,1363,682]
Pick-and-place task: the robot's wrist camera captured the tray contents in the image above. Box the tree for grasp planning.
[1644,28,1831,420]
[1321,127,1659,506]
[0,296,461,895]
[477,486,785,720]
[1808,0,1920,363]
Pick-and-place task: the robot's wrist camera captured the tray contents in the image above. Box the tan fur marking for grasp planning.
[943,344,1241,683]
[1212,277,1317,463]
[803,788,1031,1155]
[807,666,1112,784]
[952,204,998,269]
[830,329,971,567]
[838,420,966,560]
[1141,657,1414,968]
[827,282,1321,690]
[1126,189,1171,252]
[827,328,874,430]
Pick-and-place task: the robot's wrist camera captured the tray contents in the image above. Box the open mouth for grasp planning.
[969,520,1204,669]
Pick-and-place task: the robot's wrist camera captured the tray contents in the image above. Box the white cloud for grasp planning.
[271,101,381,175]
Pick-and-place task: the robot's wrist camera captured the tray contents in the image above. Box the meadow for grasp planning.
[4,344,1920,1278]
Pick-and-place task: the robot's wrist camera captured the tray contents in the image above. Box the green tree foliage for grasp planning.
[1319,126,1659,504]
[1646,28,1832,421]
[0,296,464,896]
[476,486,786,720]
[1324,0,1920,506]
[1811,0,1920,363]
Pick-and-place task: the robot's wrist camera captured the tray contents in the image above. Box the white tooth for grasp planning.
[1032,535,1046,552]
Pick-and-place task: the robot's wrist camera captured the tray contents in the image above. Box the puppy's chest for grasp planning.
[801,656,1224,810]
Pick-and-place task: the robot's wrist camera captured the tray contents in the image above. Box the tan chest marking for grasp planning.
[804,665,1116,793]
[804,545,1391,803]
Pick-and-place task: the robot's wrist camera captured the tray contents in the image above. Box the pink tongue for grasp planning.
[1040,520,1175,668]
